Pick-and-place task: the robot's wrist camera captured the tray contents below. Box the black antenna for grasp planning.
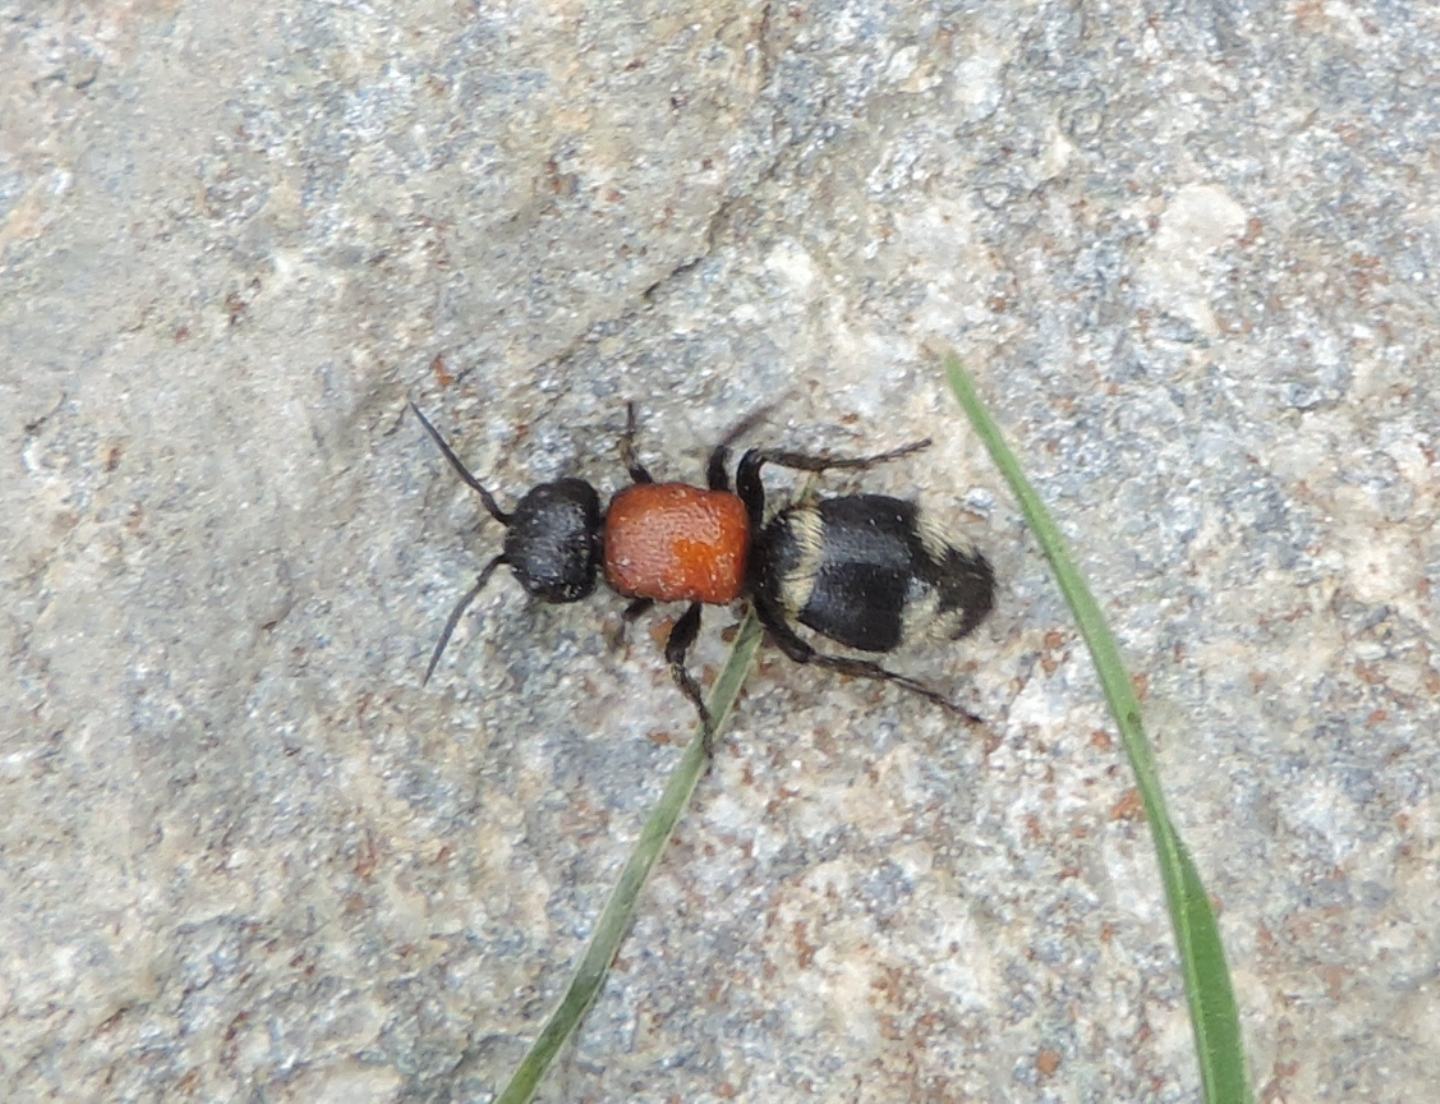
[410,403,511,524]
[423,554,508,684]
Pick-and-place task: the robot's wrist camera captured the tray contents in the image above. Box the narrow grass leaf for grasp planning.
[493,611,765,1104]
[945,353,1251,1104]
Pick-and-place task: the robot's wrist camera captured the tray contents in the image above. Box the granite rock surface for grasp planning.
[3,2,1437,1101]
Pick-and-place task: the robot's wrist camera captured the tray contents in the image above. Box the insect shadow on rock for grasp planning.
[411,401,994,750]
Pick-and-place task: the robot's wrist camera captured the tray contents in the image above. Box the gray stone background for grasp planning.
[3,1,1435,1101]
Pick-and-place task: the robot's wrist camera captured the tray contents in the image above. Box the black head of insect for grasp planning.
[411,403,602,682]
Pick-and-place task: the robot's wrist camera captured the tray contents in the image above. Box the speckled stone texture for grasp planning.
[3,2,1436,1101]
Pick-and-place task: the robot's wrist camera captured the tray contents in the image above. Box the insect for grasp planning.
[411,402,994,745]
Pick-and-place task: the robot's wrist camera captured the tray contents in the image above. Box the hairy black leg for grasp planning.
[410,403,512,524]
[737,437,932,480]
[735,437,931,529]
[736,449,766,531]
[706,404,773,491]
[609,596,655,652]
[706,445,732,492]
[664,602,715,752]
[619,401,654,484]
[756,597,982,724]
[423,554,508,685]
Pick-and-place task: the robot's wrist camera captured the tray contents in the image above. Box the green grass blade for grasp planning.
[944,353,1251,1104]
[494,611,765,1104]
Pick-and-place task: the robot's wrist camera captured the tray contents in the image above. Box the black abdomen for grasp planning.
[753,495,993,653]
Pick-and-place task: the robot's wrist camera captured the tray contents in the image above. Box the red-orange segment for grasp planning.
[603,483,751,603]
